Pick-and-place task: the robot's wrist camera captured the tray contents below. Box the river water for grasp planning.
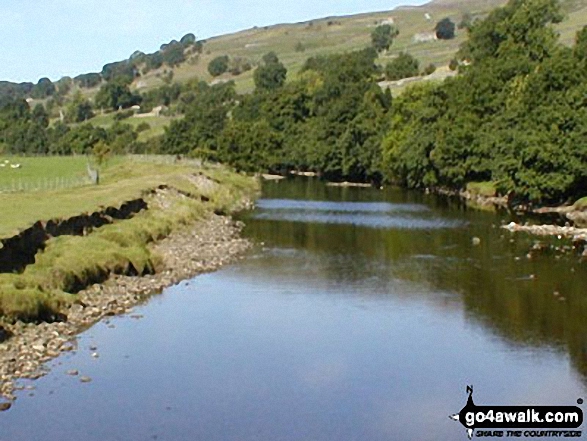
[1,179,586,440]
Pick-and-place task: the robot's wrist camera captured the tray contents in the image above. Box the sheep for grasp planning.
[10,164,21,169]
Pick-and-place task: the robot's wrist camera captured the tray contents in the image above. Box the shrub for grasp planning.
[385,52,420,80]
[208,55,229,77]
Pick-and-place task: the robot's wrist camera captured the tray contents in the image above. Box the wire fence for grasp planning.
[0,176,91,194]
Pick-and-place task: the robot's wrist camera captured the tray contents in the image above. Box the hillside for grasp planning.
[1,0,586,138]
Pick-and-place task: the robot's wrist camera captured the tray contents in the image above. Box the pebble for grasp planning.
[0,196,254,402]
[79,376,92,383]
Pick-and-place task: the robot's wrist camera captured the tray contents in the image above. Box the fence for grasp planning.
[0,176,91,194]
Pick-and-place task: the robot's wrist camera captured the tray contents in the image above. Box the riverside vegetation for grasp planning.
[0,157,258,324]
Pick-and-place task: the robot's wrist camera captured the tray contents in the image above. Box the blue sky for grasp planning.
[0,0,427,83]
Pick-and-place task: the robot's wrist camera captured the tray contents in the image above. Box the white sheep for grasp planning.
[10,164,21,169]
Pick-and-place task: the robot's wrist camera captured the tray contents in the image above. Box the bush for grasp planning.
[422,64,436,76]
[113,110,134,121]
[136,122,151,133]
[435,18,456,40]
[208,56,229,77]
[448,59,459,71]
[385,52,420,80]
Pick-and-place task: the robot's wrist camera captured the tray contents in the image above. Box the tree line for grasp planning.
[1,0,585,205]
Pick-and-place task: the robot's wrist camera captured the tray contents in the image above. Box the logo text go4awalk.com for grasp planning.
[450,386,584,439]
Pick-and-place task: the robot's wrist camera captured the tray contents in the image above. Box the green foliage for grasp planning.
[162,42,186,67]
[380,0,587,204]
[422,63,436,76]
[435,18,456,40]
[31,78,56,99]
[102,61,136,83]
[371,24,399,52]
[253,53,287,91]
[385,52,420,80]
[208,55,230,77]
[180,33,196,46]
[136,122,151,132]
[32,104,49,127]
[66,91,94,123]
[574,26,587,60]
[74,72,102,89]
[95,80,141,111]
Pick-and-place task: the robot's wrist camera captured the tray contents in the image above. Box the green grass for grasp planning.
[0,156,256,238]
[0,156,90,190]
[466,181,497,197]
[572,196,587,210]
[0,156,259,322]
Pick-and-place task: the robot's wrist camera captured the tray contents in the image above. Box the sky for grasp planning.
[0,0,428,83]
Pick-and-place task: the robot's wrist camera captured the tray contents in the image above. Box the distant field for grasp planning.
[0,156,91,193]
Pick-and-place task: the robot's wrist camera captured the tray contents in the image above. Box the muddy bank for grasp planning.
[0,202,254,403]
[0,198,148,274]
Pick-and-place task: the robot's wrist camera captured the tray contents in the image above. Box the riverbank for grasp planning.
[0,160,258,404]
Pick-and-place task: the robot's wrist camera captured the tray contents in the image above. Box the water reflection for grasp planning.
[247,179,587,384]
[1,178,585,441]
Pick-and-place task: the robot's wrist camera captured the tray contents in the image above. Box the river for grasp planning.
[1,178,586,440]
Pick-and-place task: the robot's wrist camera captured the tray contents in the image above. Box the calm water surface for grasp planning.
[1,179,586,440]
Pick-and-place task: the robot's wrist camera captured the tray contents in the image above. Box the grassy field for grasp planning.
[0,155,258,321]
[0,156,252,238]
[0,156,94,193]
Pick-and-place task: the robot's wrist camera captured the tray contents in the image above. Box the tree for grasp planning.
[31,104,49,127]
[384,52,420,80]
[574,26,587,60]
[75,73,102,89]
[95,80,139,111]
[180,33,196,46]
[31,78,56,99]
[371,24,399,52]
[66,91,94,122]
[435,18,456,40]
[208,56,230,77]
[254,53,287,91]
[162,42,186,67]
[101,61,136,83]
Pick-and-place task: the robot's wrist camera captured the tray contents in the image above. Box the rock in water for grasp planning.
[0,402,12,411]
